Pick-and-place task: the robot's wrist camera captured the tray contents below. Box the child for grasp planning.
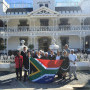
[15,51,23,81]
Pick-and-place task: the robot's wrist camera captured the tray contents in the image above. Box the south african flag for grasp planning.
[28,57,63,83]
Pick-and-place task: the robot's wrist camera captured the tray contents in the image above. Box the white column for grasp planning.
[34,37,36,50]
[30,18,31,27]
[6,19,9,32]
[6,19,9,56]
[6,37,8,56]
[53,19,55,26]
[55,18,58,26]
[53,19,55,31]
[83,32,86,52]
[80,18,82,30]
[33,19,36,31]
[80,32,82,52]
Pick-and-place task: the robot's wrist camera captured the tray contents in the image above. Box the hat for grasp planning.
[71,49,74,52]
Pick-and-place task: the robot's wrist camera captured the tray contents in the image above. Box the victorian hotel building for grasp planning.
[0,0,90,55]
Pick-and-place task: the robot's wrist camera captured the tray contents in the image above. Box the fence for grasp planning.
[0,53,90,63]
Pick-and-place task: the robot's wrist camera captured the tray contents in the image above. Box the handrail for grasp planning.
[0,25,90,33]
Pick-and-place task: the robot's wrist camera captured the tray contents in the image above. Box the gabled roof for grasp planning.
[28,6,59,16]
[6,8,33,13]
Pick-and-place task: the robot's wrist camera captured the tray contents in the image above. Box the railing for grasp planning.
[0,25,90,33]
[76,53,90,62]
[0,53,89,63]
[0,55,15,63]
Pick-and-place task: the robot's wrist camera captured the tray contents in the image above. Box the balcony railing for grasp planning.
[0,25,90,33]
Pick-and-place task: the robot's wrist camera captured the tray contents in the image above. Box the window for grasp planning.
[45,4,48,7]
[39,4,43,7]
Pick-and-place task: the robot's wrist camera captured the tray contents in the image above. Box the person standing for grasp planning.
[64,44,70,56]
[57,50,69,79]
[21,47,28,81]
[69,49,78,80]
[48,51,56,60]
[15,51,23,81]
[21,47,27,66]
[56,51,61,60]
[23,51,31,82]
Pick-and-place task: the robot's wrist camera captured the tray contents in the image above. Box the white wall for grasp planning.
[8,19,20,27]
[69,36,81,49]
[69,18,80,25]
[8,37,20,50]
[8,36,84,50]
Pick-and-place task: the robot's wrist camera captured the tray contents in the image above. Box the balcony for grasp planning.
[0,25,90,34]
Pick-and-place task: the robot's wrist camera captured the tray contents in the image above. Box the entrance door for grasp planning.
[85,36,90,49]
[60,37,69,50]
[38,37,51,52]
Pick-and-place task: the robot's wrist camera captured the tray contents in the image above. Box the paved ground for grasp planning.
[0,71,90,90]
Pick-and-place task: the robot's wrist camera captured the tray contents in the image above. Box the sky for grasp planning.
[5,0,81,8]
[6,0,80,3]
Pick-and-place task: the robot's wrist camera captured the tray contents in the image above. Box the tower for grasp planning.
[33,0,55,10]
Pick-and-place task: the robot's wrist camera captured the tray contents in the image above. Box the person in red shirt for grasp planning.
[15,51,23,81]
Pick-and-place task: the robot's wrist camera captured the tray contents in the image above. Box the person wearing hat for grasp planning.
[69,49,78,80]
[15,51,23,81]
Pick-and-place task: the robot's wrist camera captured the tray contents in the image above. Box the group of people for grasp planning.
[15,44,78,82]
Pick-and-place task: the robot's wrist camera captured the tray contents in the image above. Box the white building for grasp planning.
[0,0,90,54]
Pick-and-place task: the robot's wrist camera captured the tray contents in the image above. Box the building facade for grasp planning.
[0,0,90,54]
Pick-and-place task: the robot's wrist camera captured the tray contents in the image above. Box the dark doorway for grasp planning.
[38,37,51,52]
[40,19,49,26]
[59,18,70,25]
[85,36,90,49]
[0,20,3,27]
[84,18,90,25]
[18,20,29,31]
[60,37,69,50]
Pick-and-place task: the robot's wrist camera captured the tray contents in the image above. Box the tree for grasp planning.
[28,44,34,50]
[0,38,6,50]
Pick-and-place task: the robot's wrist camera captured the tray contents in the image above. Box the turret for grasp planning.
[33,0,55,10]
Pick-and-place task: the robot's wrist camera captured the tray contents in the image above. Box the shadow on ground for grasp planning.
[0,71,90,89]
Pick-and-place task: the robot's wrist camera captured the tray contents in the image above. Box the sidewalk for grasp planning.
[0,71,90,90]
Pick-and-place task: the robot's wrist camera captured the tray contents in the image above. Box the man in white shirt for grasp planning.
[69,49,78,80]
[56,51,61,60]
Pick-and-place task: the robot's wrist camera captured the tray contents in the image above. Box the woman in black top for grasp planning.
[57,50,69,79]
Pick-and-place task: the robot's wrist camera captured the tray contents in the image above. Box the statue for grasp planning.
[17,40,28,51]
[49,37,59,53]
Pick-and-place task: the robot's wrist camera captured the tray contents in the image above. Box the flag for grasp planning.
[28,57,63,83]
